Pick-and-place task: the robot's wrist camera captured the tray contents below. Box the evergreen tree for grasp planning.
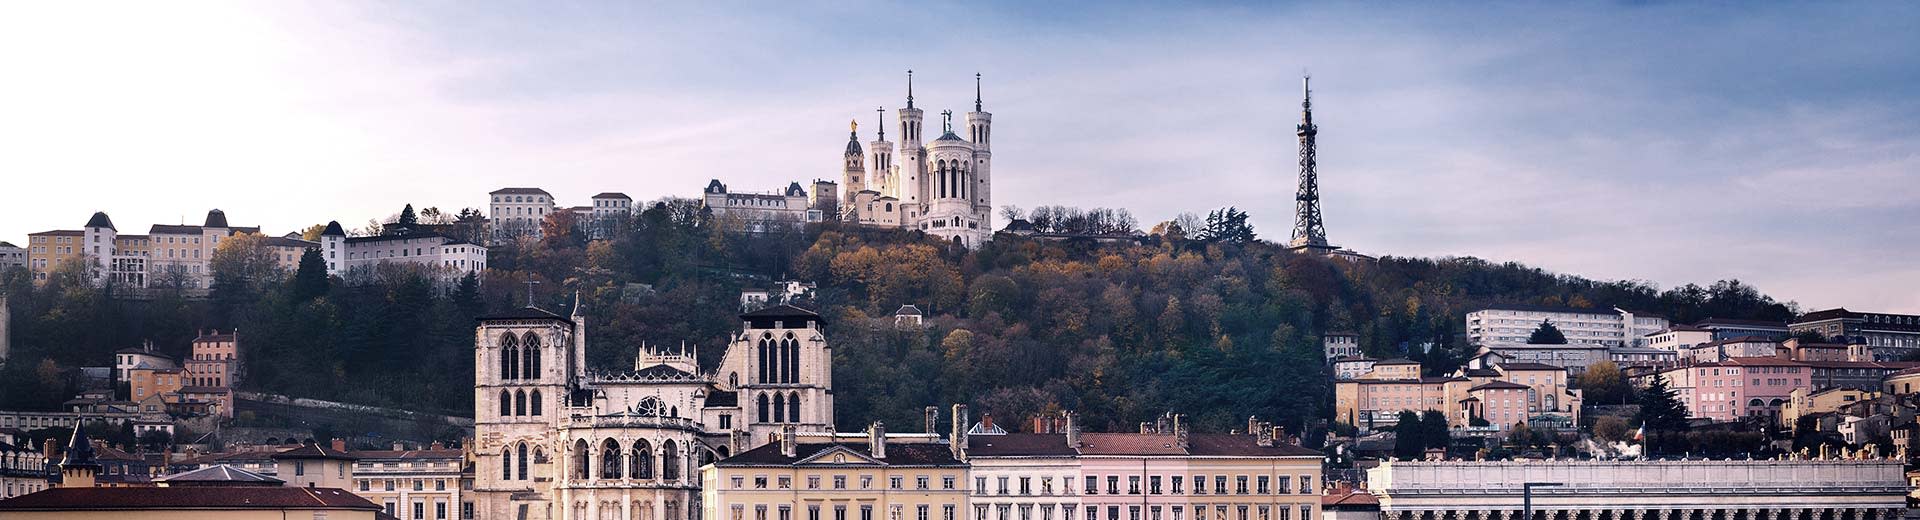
[292,248,329,301]
[1527,319,1568,344]
[1392,410,1423,459]
[1418,409,1450,450]
[1195,207,1256,245]
[398,204,419,227]
[1636,374,1690,454]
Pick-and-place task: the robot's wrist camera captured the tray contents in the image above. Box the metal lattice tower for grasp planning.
[1289,76,1330,250]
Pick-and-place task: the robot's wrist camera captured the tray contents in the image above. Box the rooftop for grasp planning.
[0,486,378,511]
[717,441,963,467]
[490,187,552,196]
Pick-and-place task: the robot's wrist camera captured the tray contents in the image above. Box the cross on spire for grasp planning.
[876,106,885,141]
[523,279,541,307]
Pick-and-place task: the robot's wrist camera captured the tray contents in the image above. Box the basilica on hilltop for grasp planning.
[839,71,995,248]
[471,298,834,520]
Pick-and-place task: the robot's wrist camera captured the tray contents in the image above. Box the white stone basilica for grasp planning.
[841,71,994,248]
[472,299,835,520]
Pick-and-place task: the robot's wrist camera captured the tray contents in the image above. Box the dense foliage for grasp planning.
[0,201,1800,439]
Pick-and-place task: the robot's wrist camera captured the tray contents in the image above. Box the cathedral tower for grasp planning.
[965,73,993,227]
[868,106,894,196]
[898,71,927,207]
[715,304,834,442]
[842,120,865,194]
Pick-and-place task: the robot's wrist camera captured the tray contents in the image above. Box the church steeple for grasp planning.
[974,73,983,112]
[876,106,886,141]
[906,70,915,109]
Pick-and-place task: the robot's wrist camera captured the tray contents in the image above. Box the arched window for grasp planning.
[530,390,543,416]
[784,334,800,384]
[729,372,738,387]
[499,390,512,418]
[517,442,529,480]
[523,333,542,379]
[572,439,590,480]
[631,440,653,479]
[601,439,623,479]
[1748,398,1765,408]
[772,392,786,423]
[499,334,519,380]
[661,440,680,481]
[757,394,770,423]
[788,391,801,423]
[501,447,513,480]
[757,334,773,383]
[514,390,527,416]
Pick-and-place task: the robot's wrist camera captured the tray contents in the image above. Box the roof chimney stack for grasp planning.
[925,406,939,435]
[1065,411,1080,448]
[950,404,969,460]
[869,421,887,459]
[780,425,797,458]
[1173,414,1189,450]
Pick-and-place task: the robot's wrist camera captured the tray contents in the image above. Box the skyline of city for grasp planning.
[4,2,1917,314]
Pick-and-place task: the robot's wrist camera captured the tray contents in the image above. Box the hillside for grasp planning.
[0,203,1796,439]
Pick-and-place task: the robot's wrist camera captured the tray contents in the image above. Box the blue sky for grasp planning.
[3,2,1917,312]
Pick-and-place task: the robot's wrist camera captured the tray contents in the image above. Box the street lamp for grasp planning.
[1522,482,1564,520]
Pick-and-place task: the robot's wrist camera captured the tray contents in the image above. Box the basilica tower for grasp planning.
[898,70,927,207]
[868,106,894,196]
[842,120,865,194]
[965,73,993,229]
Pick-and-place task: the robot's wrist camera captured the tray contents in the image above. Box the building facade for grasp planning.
[0,241,29,272]
[1322,334,1360,363]
[471,301,838,520]
[840,73,995,248]
[703,181,820,233]
[319,221,486,282]
[1466,306,1668,350]
[1790,309,1920,361]
[490,188,557,243]
[1365,459,1906,520]
[703,428,968,520]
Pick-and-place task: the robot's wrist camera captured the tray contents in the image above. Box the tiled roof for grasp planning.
[741,304,822,320]
[1794,308,1855,323]
[1184,434,1321,457]
[490,187,552,196]
[1693,318,1788,329]
[592,192,631,199]
[348,449,464,461]
[272,444,360,460]
[479,306,574,324]
[260,236,317,249]
[0,486,378,511]
[30,230,82,236]
[704,391,738,407]
[85,212,116,231]
[717,442,962,467]
[1478,303,1613,315]
[1071,433,1185,456]
[1322,487,1380,507]
[967,434,1077,456]
[1469,381,1532,392]
[154,464,283,485]
[1373,358,1419,365]
[1496,362,1566,372]
[894,305,924,316]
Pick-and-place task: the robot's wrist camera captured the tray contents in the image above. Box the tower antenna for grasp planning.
[1288,74,1332,252]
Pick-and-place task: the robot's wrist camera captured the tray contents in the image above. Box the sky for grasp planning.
[2,2,1918,313]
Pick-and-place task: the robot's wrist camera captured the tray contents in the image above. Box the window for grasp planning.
[976,477,988,494]
[1150,475,1161,494]
[891,476,904,490]
[919,476,931,490]
[1129,476,1141,494]
[1107,476,1119,494]
[1236,476,1248,494]
[1256,476,1269,494]
[1085,476,1098,494]
[1298,475,1311,494]
[944,476,957,490]
[834,476,847,489]
[1172,476,1183,494]
[808,477,820,489]
[998,476,1009,494]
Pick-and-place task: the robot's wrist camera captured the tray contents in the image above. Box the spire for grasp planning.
[571,290,583,318]
[906,70,915,109]
[60,426,98,469]
[876,106,886,141]
[974,73,983,112]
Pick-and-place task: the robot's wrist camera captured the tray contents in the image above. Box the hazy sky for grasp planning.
[3,2,1917,313]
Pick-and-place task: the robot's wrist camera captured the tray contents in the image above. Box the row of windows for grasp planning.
[971,474,1313,497]
[733,502,955,520]
[359,477,454,492]
[736,474,958,491]
[495,195,549,203]
[961,503,1315,520]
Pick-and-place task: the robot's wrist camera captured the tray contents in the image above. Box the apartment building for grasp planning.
[1792,309,1920,361]
[1466,305,1668,349]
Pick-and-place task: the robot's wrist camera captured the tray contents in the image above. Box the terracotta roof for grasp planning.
[717,442,962,467]
[1185,434,1321,457]
[1693,318,1788,329]
[1322,487,1380,508]
[1716,357,1807,367]
[30,230,82,236]
[1373,358,1419,365]
[348,449,464,461]
[1469,381,1532,392]
[0,486,378,511]
[1496,362,1566,372]
[968,434,1077,456]
[1074,433,1186,456]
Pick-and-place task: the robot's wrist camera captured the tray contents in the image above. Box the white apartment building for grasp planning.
[488,187,555,243]
[585,192,635,240]
[1466,304,1668,348]
[1644,324,1714,354]
[320,221,486,282]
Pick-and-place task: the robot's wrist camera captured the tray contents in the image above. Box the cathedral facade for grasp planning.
[472,300,835,520]
[841,72,994,248]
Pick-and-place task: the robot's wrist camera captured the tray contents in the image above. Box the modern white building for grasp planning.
[1366,459,1907,520]
[489,187,556,243]
[1467,305,1668,349]
[319,221,486,282]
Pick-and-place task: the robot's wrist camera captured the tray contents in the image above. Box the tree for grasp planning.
[1527,320,1568,344]
[398,204,419,227]
[1193,207,1255,245]
[1000,205,1025,222]
[1392,410,1423,459]
[292,248,329,301]
[1418,409,1450,450]
[1592,416,1630,443]
[1575,361,1631,405]
[1636,374,1690,454]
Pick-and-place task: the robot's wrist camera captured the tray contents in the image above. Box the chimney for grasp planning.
[430,441,444,450]
[925,406,939,435]
[1155,414,1169,434]
[780,425,797,458]
[1256,423,1274,447]
[332,438,347,452]
[392,442,405,451]
[1139,422,1152,434]
[729,430,746,456]
[1247,416,1261,436]
[982,413,995,431]
[44,439,57,461]
[950,404,970,460]
[869,422,887,459]
[1173,414,1189,450]
[1065,411,1080,448]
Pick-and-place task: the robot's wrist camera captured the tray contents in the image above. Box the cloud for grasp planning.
[1,2,1916,312]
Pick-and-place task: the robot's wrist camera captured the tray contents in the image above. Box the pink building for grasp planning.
[1686,357,1810,422]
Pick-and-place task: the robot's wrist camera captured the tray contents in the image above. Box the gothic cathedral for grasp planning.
[472,299,835,520]
[842,71,994,248]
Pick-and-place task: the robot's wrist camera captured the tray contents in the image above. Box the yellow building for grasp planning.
[703,426,969,520]
[1781,387,1874,429]
[26,229,82,282]
[272,443,359,489]
[1334,362,1580,431]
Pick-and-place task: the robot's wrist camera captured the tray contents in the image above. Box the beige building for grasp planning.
[490,187,557,243]
[703,427,969,520]
[351,447,470,520]
[3,430,383,519]
[1781,387,1874,429]
[1334,362,1579,432]
[26,229,82,282]
[1366,459,1906,519]
[840,73,996,248]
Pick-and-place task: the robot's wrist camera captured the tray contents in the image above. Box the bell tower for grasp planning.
[898,70,926,208]
[843,120,866,194]
[966,73,993,228]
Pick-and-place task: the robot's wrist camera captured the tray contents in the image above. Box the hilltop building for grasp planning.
[25,210,266,290]
[318,220,486,282]
[701,180,821,232]
[840,72,995,248]
[1466,305,1668,349]
[0,242,25,272]
[1791,308,1920,361]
